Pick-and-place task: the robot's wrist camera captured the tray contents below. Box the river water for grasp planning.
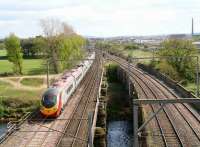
[107,121,133,147]
[0,123,7,136]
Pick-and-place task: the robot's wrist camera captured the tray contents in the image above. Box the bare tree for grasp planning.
[41,18,75,37]
[62,23,75,36]
[40,18,85,73]
[40,18,62,73]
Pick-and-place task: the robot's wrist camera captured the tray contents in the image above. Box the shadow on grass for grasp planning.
[23,55,43,59]
[0,55,43,60]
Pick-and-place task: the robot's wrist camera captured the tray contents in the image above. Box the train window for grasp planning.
[66,84,73,94]
[76,74,82,81]
[42,94,57,108]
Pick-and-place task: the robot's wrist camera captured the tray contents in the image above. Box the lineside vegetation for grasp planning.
[95,39,198,93]
[152,39,197,83]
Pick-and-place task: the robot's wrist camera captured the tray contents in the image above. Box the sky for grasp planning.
[0,0,200,38]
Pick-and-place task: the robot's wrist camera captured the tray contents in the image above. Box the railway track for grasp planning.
[0,53,103,147]
[108,54,200,147]
[57,54,102,147]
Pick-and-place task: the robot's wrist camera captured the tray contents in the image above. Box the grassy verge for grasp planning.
[20,78,44,87]
[183,82,196,95]
[0,80,43,119]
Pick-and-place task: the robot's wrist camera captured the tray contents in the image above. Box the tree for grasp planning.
[5,34,23,74]
[21,38,34,57]
[21,36,45,57]
[157,39,197,81]
[32,36,46,57]
[0,43,5,50]
[40,18,85,73]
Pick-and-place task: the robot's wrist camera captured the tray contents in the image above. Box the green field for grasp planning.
[20,78,44,87]
[121,49,153,64]
[0,50,45,75]
[122,49,153,58]
[0,49,6,56]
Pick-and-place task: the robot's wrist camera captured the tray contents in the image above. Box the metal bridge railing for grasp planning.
[0,112,32,144]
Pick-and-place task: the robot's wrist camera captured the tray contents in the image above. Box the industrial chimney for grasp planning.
[192,18,194,35]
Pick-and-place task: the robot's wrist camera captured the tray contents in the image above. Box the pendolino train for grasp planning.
[40,52,95,117]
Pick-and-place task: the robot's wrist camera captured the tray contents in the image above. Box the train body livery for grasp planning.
[40,52,95,117]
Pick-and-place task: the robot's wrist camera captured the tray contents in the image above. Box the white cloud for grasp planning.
[0,0,200,37]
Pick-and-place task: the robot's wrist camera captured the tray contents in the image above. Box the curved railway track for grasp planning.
[108,54,200,147]
[0,53,102,147]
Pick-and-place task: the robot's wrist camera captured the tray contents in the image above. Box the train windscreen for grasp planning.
[42,93,57,108]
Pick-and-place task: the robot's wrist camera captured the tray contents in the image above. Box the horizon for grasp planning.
[0,0,200,38]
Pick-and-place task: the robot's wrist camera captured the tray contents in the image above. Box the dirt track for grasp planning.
[0,74,60,90]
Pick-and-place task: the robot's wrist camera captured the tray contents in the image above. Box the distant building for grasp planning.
[168,34,191,40]
[193,42,200,49]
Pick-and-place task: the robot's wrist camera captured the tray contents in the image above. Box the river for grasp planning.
[107,121,133,147]
[0,123,7,136]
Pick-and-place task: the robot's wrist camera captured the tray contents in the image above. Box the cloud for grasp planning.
[0,0,200,38]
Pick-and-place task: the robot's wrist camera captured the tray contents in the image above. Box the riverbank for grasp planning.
[0,78,45,121]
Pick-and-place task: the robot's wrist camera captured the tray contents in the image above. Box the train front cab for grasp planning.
[40,88,62,117]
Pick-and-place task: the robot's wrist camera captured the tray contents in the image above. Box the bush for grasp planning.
[124,44,138,50]
[106,63,119,82]
[0,97,40,119]
[156,61,180,81]
[156,39,197,82]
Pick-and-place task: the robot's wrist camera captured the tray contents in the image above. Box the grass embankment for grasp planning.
[0,49,45,75]
[0,80,43,120]
[184,83,196,94]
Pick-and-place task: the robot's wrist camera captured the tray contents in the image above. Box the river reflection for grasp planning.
[107,121,133,147]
